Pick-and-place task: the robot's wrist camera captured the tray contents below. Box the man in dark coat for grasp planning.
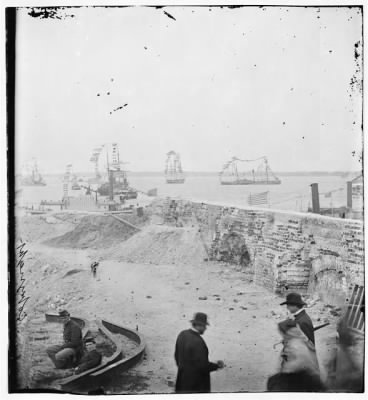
[74,337,102,374]
[46,310,83,369]
[174,312,224,393]
[280,292,315,344]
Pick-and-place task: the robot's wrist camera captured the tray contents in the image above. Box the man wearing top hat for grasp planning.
[46,310,83,369]
[280,292,315,344]
[174,312,225,393]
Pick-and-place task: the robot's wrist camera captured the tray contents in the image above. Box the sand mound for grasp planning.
[16,215,77,243]
[44,214,147,249]
[105,225,207,265]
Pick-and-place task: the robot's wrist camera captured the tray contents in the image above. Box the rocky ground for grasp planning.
[15,211,342,393]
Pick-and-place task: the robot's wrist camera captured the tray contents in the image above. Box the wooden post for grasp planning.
[310,183,320,214]
[347,181,353,209]
[109,170,114,201]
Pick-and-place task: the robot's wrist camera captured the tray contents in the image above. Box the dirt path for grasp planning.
[83,260,299,393]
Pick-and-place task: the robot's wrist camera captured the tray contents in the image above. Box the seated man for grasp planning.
[74,337,102,374]
[46,310,83,369]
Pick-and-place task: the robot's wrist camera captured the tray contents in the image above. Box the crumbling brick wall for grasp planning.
[151,198,364,303]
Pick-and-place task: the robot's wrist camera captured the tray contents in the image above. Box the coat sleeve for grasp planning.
[76,352,102,373]
[174,336,180,366]
[191,341,218,374]
[61,324,82,349]
[298,320,315,344]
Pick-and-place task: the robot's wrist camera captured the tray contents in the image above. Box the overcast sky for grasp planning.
[15,6,362,173]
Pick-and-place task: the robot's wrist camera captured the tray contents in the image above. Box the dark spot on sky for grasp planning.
[144,46,148,50]
[353,121,356,125]
[111,78,114,82]
[302,137,305,139]
[164,11,176,21]
[110,104,128,115]
[329,50,333,53]
[282,122,286,125]
[254,64,257,67]
[97,93,100,97]
[28,7,75,20]
[290,88,294,91]
[317,16,320,19]
[107,92,110,95]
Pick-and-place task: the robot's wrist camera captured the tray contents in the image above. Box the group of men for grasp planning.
[46,310,102,375]
[46,292,322,392]
[174,292,322,393]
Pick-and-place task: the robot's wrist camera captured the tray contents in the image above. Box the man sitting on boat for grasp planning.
[73,337,102,374]
[46,310,83,369]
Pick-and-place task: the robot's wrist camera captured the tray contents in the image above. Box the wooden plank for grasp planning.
[106,214,141,231]
[357,311,364,331]
[352,287,364,329]
[346,285,360,325]
[349,286,363,327]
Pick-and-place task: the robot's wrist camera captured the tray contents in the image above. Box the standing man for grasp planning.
[280,293,315,344]
[46,310,83,369]
[174,312,224,393]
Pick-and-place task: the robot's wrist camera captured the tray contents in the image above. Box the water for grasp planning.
[16,173,353,213]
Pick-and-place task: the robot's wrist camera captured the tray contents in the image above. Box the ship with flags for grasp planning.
[94,143,138,200]
[21,159,47,186]
[220,156,281,185]
[165,151,185,184]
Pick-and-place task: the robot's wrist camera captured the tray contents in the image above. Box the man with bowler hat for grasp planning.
[280,293,315,344]
[174,312,224,393]
[46,310,83,369]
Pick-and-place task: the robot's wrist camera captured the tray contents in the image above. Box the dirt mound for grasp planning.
[16,215,77,243]
[105,225,207,265]
[44,214,147,249]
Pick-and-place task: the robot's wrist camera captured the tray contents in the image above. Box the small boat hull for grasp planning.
[166,178,185,184]
[45,313,145,393]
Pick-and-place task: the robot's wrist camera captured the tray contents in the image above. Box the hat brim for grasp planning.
[190,319,209,326]
[280,301,306,306]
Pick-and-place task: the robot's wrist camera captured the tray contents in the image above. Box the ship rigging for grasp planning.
[219,156,281,185]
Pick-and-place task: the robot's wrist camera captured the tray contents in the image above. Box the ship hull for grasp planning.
[221,179,281,185]
[166,178,185,184]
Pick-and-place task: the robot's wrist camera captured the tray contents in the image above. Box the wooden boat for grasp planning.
[45,313,145,393]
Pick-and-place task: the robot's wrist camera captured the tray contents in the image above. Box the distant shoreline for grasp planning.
[39,171,361,178]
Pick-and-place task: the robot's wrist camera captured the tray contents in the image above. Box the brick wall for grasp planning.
[151,198,364,304]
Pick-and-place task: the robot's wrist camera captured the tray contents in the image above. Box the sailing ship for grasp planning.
[165,151,185,184]
[220,156,281,185]
[96,143,138,199]
[21,159,46,186]
[88,146,104,183]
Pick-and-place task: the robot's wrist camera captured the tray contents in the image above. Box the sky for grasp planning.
[15,6,363,173]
